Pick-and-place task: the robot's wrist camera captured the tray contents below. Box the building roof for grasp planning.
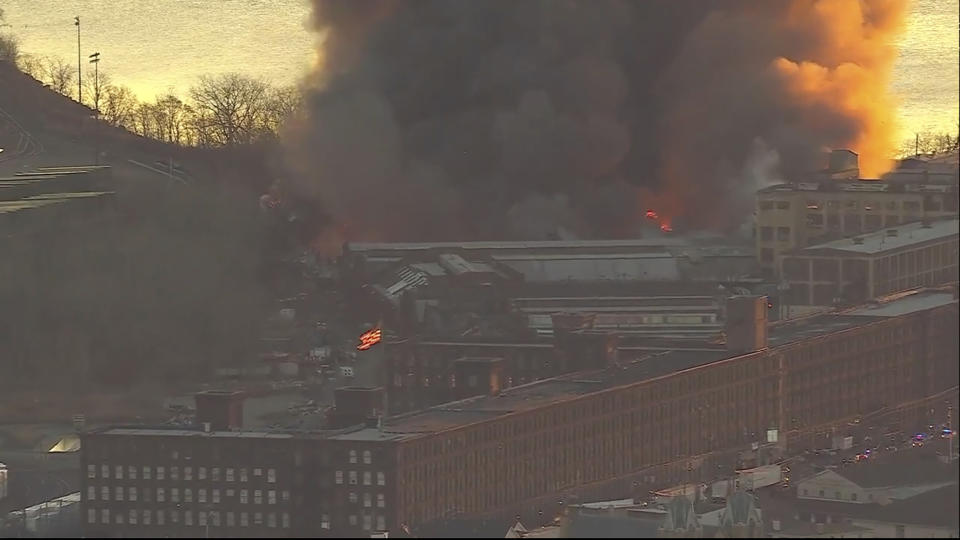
[564,511,662,538]
[845,291,957,317]
[828,458,957,489]
[793,481,959,528]
[791,218,958,256]
[95,427,293,439]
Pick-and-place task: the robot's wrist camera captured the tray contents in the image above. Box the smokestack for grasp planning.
[194,390,246,431]
[725,296,768,354]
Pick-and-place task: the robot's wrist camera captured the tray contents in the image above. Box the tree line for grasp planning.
[1,20,302,148]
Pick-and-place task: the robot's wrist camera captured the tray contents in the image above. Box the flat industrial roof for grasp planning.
[845,291,956,317]
[793,218,958,256]
[97,428,293,439]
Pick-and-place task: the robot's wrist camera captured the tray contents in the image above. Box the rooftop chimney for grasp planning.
[194,390,245,431]
[725,296,768,354]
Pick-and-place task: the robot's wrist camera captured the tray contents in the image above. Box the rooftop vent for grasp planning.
[886,229,899,237]
[852,237,865,245]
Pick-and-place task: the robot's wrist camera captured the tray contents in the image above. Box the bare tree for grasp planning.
[84,67,110,112]
[900,130,960,158]
[132,102,155,138]
[16,53,44,81]
[100,84,139,128]
[150,93,194,145]
[189,73,271,146]
[45,57,76,98]
[0,31,19,66]
[263,84,303,136]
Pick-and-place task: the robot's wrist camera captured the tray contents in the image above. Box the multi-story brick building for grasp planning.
[82,290,959,538]
[779,218,959,306]
[755,155,959,273]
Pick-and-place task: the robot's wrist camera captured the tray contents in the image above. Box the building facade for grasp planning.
[81,292,959,538]
[779,219,959,306]
[755,161,959,273]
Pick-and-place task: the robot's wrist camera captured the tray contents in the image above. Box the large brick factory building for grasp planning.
[79,287,958,538]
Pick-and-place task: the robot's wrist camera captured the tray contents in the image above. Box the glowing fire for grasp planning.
[645,210,659,220]
[356,327,382,351]
[659,223,673,233]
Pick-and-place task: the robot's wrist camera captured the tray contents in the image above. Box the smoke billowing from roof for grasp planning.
[283,0,905,244]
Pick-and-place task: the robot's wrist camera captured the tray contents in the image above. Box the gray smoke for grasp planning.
[283,0,903,243]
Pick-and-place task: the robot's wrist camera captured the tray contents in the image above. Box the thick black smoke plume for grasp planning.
[283,0,903,246]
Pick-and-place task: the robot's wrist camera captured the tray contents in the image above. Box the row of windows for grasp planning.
[346,491,387,508]
[86,486,289,505]
[87,465,276,483]
[323,513,386,532]
[347,450,373,465]
[87,508,290,528]
[334,470,386,486]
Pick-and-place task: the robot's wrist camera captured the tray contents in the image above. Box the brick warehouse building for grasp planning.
[81,290,959,538]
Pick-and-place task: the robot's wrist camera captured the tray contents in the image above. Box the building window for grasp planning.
[143,510,151,526]
[226,468,235,482]
[87,508,96,524]
[776,227,790,241]
[364,493,372,507]
[213,489,221,503]
[349,450,358,464]
[129,487,137,501]
[156,510,165,526]
[363,471,371,485]
[129,509,137,525]
[199,512,207,527]
[377,472,385,486]
[101,464,109,478]
[199,467,207,480]
[835,491,840,499]
[282,512,290,529]
[335,470,344,484]
[267,468,276,483]
[101,486,109,501]
[185,488,193,503]
[87,486,96,501]
[143,466,151,480]
[349,471,358,485]
[254,512,263,526]
[349,515,358,526]
[227,512,235,527]
[819,489,825,497]
[199,489,207,503]
[185,466,194,480]
[211,511,221,527]
[349,492,358,504]
[254,490,263,505]
[128,465,137,480]
[115,486,123,501]
[377,515,386,531]
[240,468,248,482]
[268,490,276,505]
[115,513,124,525]
[212,467,220,482]
[143,487,152,502]
[760,201,774,210]
[185,511,193,526]
[240,489,249,504]
[377,493,385,508]
[172,488,180,503]
[363,514,373,531]
[157,488,165,502]
[267,513,276,528]
[895,524,905,538]
[101,509,110,524]
[254,468,262,477]
[321,514,331,530]
[157,466,165,480]
[776,201,790,210]
[851,492,858,501]
[281,490,290,502]
[240,513,249,527]
[87,464,95,479]
[171,466,179,481]
[227,488,234,498]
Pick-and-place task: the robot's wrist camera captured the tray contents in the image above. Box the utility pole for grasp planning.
[89,52,100,165]
[74,16,82,104]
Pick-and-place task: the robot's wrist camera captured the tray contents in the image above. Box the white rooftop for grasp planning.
[801,218,958,255]
[99,428,293,439]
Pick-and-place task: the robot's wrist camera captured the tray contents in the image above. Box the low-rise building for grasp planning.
[778,218,959,306]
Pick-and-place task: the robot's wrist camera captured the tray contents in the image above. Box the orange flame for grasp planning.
[356,327,382,351]
[645,210,659,220]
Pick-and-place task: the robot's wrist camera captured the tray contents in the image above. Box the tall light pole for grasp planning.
[89,52,100,165]
[74,16,82,104]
